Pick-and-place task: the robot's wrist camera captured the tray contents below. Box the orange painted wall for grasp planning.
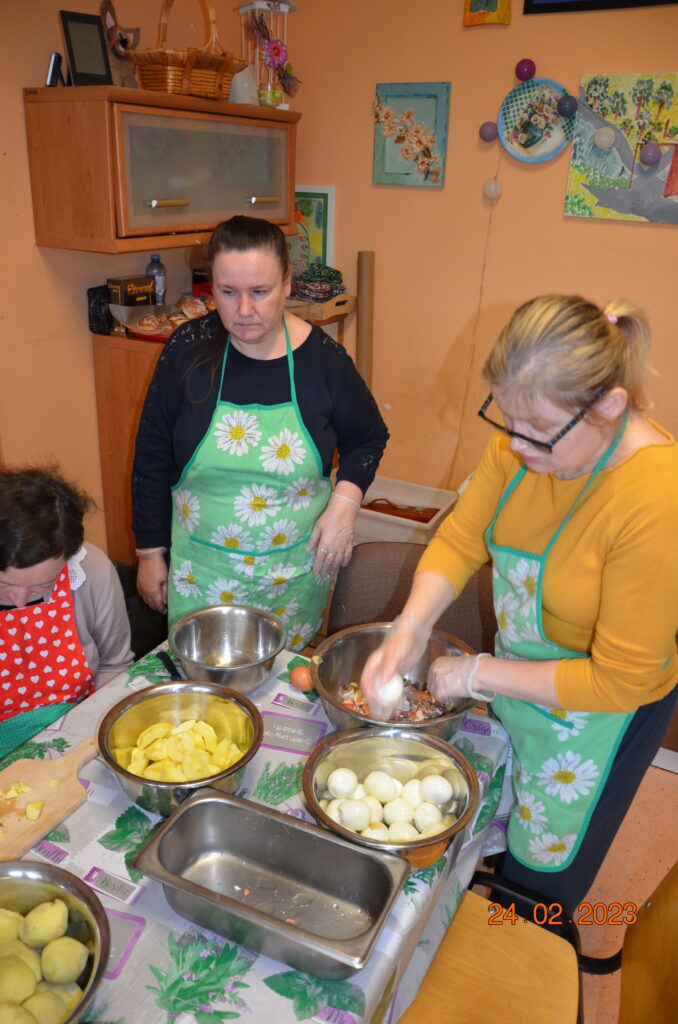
[1,1,676,555]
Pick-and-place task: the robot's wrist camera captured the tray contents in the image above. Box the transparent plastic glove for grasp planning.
[136,552,168,613]
[427,652,494,703]
[307,493,359,580]
[360,614,431,719]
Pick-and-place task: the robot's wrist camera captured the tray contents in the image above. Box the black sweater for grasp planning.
[132,315,389,549]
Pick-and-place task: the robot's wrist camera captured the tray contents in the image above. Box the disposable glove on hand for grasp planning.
[427,652,494,703]
[307,493,359,580]
[360,614,431,719]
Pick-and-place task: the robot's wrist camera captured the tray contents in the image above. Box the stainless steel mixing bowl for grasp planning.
[302,727,479,869]
[168,604,287,694]
[98,681,263,816]
[309,623,477,739]
[0,859,110,1023]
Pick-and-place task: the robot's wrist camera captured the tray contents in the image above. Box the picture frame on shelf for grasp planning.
[288,186,335,274]
[59,10,113,86]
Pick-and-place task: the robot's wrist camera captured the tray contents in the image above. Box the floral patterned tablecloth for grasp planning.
[6,647,510,1024]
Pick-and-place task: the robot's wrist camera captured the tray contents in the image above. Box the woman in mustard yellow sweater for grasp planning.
[361,294,678,910]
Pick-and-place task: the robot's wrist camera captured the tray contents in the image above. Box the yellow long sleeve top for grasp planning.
[418,425,678,713]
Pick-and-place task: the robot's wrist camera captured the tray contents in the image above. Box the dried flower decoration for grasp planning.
[245,9,300,97]
[263,38,288,68]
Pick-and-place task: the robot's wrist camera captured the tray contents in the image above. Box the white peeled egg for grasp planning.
[364,770,399,804]
[378,672,404,707]
[420,774,454,806]
[418,820,448,838]
[383,797,415,826]
[363,795,384,823]
[362,822,390,840]
[401,778,423,809]
[326,798,345,823]
[339,798,372,832]
[352,783,366,799]
[443,767,469,801]
[327,767,358,799]
[388,821,419,841]
[413,801,443,832]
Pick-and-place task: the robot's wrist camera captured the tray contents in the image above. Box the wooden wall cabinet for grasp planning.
[24,86,301,253]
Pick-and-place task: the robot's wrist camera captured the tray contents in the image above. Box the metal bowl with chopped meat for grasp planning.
[309,623,478,741]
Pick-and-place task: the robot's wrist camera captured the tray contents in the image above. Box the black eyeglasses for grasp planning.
[477,387,608,453]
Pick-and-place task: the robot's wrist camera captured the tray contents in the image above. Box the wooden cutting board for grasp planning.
[0,735,98,859]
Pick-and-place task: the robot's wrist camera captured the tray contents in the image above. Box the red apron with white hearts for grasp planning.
[0,563,95,722]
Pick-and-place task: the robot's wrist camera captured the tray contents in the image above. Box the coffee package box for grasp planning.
[107,275,156,306]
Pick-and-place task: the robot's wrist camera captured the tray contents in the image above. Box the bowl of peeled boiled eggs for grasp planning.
[0,859,110,1024]
[302,727,479,869]
[98,681,263,817]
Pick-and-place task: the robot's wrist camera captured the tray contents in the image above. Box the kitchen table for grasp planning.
[3,646,510,1024]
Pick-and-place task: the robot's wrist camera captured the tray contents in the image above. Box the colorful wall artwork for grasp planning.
[288,186,335,274]
[464,0,511,26]
[565,72,678,223]
[373,82,451,188]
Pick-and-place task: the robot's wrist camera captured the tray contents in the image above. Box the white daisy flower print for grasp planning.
[260,428,306,476]
[234,483,280,526]
[548,709,590,742]
[528,832,576,867]
[287,622,314,651]
[514,764,532,787]
[210,523,253,552]
[495,591,522,645]
[284,477,317,510]
[172,560,201,598]
[238,553,257,578]
[259,518,300,551]
[214,410,261,455]
[260,562,298,596]
[536,751,600,804]
[507,558,540,605]
[206,578,246,606]
[271,599,300,623]
[175,489,200,533]
[515,790,548,834]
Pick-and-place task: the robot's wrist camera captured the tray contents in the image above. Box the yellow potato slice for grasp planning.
[136,722,171,750]
[194,721,217,753]
[25,802,45,822]
[169,719,196,735]
[143,739,169,762]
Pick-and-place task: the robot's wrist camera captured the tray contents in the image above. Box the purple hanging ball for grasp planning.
[515,58,536,82]
[639,142,661,167]
[557,94,578,118]
[479,121,498,142]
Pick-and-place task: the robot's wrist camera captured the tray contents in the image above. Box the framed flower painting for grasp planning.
[373,82,451,188]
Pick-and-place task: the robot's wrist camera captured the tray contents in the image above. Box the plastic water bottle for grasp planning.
[145,254,167,305]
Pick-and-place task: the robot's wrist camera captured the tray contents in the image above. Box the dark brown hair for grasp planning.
[0,466,94,570]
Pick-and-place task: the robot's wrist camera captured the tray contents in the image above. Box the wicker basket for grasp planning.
[129,0,247,101]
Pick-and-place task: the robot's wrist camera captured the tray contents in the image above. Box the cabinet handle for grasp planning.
[143,199,190,208]
[245,196,280,205]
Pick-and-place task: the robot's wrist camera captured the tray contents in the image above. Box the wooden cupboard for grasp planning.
[24,86,300,253]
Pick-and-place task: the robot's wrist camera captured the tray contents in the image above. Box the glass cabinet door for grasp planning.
[114,105,289,236]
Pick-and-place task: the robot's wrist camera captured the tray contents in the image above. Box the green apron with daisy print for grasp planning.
[488,418,632,872]
[168,320,331,650]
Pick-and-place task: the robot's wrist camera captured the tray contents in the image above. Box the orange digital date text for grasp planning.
[487,901,638,926]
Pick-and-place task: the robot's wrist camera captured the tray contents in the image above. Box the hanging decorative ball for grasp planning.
[515,58,536,82]
[593,126,616,150]
[483,177,502,199]
[638,142,661,167]
[479,121,498,142]
[557,94,578,118]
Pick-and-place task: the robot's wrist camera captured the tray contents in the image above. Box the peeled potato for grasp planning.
[35,983,81,1015]
[0,942,42,982]
[0,908,24,945]
[19,901,68,949]
[21,991,66,1024]
[40,937,89,986]
[0,955,37,1003]
[0,1004,39,1024]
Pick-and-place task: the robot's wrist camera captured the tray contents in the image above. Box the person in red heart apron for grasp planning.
[361,294,678,911]
[0,468,133,755]
[133,216,389,645]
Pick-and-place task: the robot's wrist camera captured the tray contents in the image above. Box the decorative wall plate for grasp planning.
[498,78,575,164]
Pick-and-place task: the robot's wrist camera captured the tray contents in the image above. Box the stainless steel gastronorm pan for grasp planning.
[133,789,409,979]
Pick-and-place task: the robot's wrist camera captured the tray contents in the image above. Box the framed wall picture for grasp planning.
[524,0,676,12]
[373,82,451,187]
[59,10,113,86]
[288,186,335,274]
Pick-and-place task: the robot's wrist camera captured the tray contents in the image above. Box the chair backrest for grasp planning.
[327,541,496,654]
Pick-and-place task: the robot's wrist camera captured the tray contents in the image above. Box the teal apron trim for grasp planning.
[0,701,79,757]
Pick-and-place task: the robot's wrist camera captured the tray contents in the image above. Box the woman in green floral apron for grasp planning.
[133,216,388,649]
[361,294,677,910]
